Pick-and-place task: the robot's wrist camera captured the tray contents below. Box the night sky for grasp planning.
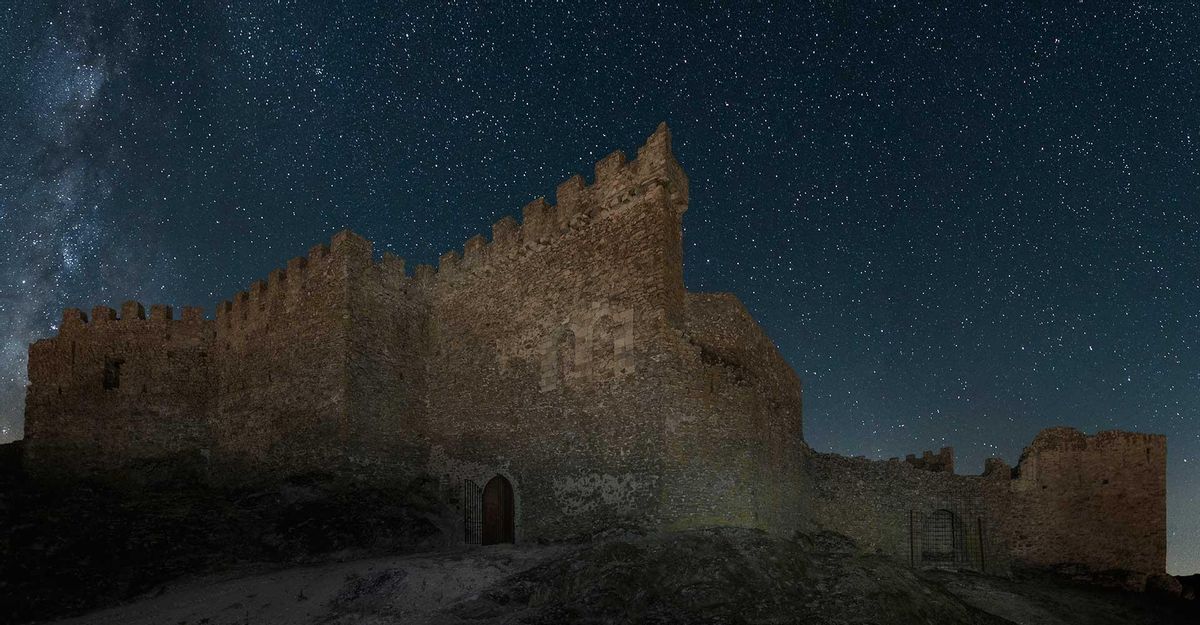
[0,2,1196,574]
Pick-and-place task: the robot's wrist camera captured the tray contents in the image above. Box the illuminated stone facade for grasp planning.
[21,125,1165,576]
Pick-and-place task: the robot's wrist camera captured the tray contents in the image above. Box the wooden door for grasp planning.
[481,475,514,545]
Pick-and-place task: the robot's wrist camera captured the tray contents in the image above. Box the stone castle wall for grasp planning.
[22,124,806,541]
[209,233,365,476]
[671,292,805,531]
[407,124,805,539]
[18,124,1166,574]
[806,428,1167,576]
[806,450,1005,573]
[987,428,1167,574]
[415,138,690,539]
[24,304,214,475]
[346,240,429,474]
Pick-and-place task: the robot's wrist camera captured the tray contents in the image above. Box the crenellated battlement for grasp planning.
[74,122,688,333]
[395,122,687,287]
[58,226,391,340]
[31,299,216,404]
[56,302,208,335]
[904,446,955,473]
[213,229,378,334]
[45,122,690,404]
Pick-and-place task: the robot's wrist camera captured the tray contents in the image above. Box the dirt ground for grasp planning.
[46,528,1197,625]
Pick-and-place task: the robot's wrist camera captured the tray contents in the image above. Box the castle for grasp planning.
[21,124,1167,578]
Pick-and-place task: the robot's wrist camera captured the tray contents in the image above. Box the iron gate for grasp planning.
[908,501,988,572]
[463,479,483,545]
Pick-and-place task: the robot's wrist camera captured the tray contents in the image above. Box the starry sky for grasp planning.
[0,2,1196,573]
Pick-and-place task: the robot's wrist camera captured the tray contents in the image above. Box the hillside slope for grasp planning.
[48,528,1196,625]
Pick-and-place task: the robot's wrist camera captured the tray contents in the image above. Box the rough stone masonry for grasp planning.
[20,124,1167,578]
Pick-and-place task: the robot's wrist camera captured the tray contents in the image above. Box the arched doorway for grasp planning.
[921,509,960,566]
[908,506,987,572]
[481,475,514,545]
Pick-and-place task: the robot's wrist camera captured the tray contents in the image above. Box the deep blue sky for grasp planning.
[0,2,1196,574]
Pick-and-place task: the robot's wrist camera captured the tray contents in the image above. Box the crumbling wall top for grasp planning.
[1017,426,1165,468]
[903,446,955,473]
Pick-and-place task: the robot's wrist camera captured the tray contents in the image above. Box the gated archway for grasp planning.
[481,475,515,545]
[910,507,986,571]
[921,509,960,565]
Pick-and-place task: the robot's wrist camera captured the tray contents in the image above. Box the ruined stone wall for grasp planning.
[905,447,955,473]
[680,293,802,437]
[23,303,215,477]
[987,427,1167,574]
[807,427,1167,576]
[806,450,1006,572]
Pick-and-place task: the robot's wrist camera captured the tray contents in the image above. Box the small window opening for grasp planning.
[103,357,124,390]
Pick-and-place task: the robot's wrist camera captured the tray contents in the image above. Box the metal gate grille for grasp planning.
[922,509,960,565]
[463,479,482,545]
[909,500,988,572]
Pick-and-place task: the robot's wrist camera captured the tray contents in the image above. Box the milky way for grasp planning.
[1,7,120,438]
[0,2,1196,573]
